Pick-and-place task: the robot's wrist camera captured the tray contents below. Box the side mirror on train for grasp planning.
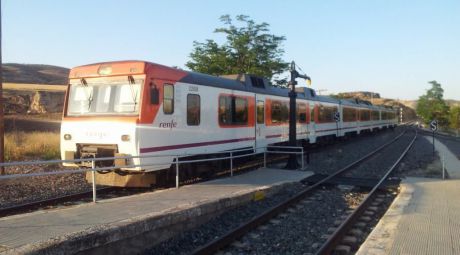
[150,86,159,105]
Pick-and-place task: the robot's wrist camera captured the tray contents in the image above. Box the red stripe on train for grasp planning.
[140,137,256,153]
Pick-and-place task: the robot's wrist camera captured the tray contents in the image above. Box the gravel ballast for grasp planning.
[146,128,413,254]
[0,164,91,208]
[147,186,366,255]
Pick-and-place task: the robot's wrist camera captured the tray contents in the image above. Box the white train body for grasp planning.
[61,61,398,175]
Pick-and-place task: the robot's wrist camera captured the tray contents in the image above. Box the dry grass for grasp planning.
[5,131,60,161]
[3,83,66,92]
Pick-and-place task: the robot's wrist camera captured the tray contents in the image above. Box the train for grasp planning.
[60,60,398,187]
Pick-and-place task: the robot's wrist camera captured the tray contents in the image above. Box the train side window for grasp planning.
[219,96,232,125]
[271,101,287,123]
[297,103,307,123]
[343,107,356,122]
[187,94,200,126]
[311,104,316,122]
[271,101,289,123]
[163,84,174,114]
[234,97,248,124]
[318,105,337,123]
[219,95,248,126]
[360,109,370,121]
[372,110,379,120]
[257,101,264,124]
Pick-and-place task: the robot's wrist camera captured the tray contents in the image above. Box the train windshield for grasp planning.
[67,80,142,116]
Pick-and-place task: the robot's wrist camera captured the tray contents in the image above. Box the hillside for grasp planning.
[334,91,417,120]
[3,63,69,85]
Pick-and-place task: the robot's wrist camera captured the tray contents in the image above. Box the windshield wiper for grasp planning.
[128,76,138,111]
[87,94,93,110]
[79,79,93,111]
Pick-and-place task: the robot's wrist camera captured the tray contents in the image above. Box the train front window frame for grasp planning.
[67,79,142,116]
[163,84,174,114]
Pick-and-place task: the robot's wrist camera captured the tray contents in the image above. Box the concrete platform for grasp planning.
[357,178,460,255]
[424,136,460,178]
[357,135,460,255]
[0,168,312,254]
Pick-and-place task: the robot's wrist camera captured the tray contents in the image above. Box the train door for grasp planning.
[255,95,267,153]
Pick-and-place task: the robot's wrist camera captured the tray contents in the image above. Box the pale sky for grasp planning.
[3,0,460,100]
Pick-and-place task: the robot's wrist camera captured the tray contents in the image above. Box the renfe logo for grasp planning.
[159,120,177,129]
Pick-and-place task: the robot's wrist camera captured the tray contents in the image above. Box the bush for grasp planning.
[5,131,60,161]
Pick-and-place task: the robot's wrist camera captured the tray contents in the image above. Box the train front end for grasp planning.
[60,62,151,186]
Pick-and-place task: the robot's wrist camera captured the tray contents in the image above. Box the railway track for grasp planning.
[316,129,417,254]
[191,128,416,254]
[0,128,404,220]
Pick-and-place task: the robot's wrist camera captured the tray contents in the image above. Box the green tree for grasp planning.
[416,81,449,125]
[449,106,460,131]
[186,15,289,82]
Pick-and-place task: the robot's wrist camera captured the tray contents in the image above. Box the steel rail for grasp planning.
[191,128,408,255]
[316,128,417,255]
[0,154,290,218]
[0,187,116,218]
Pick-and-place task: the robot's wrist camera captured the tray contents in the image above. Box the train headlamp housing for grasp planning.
[121,135,130,142]
[98,65,112,75]
[64,134,72,140]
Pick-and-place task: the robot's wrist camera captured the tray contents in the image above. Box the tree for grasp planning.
[186,15,289,83]
[416,81,449,126]
[449,106,460,132]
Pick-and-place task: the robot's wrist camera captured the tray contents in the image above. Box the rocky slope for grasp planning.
[3,63,68,114]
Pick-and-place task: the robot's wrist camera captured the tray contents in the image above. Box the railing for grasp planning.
[0,145,306,203]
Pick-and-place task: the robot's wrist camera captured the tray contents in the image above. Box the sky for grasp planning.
[3,0,460,100]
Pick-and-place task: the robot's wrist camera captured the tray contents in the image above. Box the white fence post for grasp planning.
[301,148,304,170]
[91,159,97,203]
[442,154,446,180]
[175,157,179,188]
[230,152,233,177]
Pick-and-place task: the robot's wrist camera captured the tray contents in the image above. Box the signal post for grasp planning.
[286,61,310,169]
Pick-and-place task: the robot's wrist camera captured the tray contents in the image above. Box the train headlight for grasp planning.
[121,135,130,142]
[64,134,72,140]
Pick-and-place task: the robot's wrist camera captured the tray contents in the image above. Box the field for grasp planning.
[4,131,60,161]
[3,83,66,92]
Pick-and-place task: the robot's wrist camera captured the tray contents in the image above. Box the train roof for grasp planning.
[70,60,392,108]
[179,70,342,104]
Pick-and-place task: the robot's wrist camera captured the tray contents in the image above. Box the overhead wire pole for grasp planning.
[0,0,4,175]
[286,61,310,169]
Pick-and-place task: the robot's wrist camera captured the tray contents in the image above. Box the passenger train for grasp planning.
[60,61,398,187]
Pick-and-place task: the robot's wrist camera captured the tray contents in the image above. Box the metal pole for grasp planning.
[0,0,4,175]
[287,61,299,169]
[230,152,233,177]
[432,131,435,156]
[336,121,339,138]
[175,157,179,188]
[91,159,97,203]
